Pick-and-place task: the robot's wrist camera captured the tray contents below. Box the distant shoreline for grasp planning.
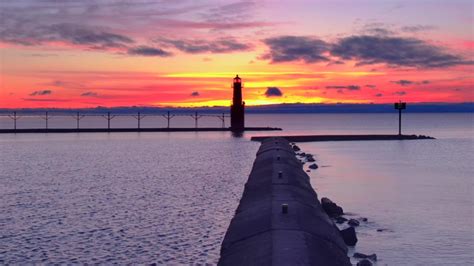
[0,103,472,114]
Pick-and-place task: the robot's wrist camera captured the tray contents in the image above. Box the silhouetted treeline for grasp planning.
[0,103,472,115]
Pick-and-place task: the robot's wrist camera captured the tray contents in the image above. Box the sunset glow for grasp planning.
[1,0,473,108]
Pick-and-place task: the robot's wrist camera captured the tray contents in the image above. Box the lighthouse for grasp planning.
[230,75,245,130]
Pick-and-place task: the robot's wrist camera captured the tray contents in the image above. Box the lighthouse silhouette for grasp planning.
[230,75,245,130]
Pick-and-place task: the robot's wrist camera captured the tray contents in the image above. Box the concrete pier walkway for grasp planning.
[218,138,350,266]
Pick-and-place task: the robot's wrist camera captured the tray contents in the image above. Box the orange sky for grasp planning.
[1,0,473,108]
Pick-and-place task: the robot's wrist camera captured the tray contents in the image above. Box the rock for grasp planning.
[299,152,306,156]
[357,259,372,266]
[354,253,377,261]
[360,217,368,222]
[334,216,348,224]
[306,157,316,162]
[292,145,301,151]
[340,227,357,246]
[321,197,343,217]
[308,163,319,170]
[306,170,310,172]
[348,219,360,227]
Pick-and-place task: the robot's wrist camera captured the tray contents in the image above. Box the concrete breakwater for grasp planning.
[218,137,350,266]
[251,134,434,142]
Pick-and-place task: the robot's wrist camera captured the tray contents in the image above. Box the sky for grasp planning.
[0,0,473,108]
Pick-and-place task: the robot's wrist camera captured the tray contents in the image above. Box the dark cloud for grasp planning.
[127,46,172,57]
[190,91,200,97]
[29,90,52,96]
[156,19,273,30]
[325,85,360,91]
[331,35,472,68]
[401,25,437,33]
[391,79,431,86]
[265,87,283,97]
[392,80,414,86]
[393,91,407,96]
[261,36,330,63]
[1,22,134,49]
[365,27,394,36]
[197,1,272,31]
[203,1,257,24]
[81,91,99,97]
[366,84,377,89]
[359,22,395,36]
[158,38,251,54]
[375,93,383,97]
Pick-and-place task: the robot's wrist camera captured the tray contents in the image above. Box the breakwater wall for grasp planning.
[218,137,350,266]
[251,134,434,142]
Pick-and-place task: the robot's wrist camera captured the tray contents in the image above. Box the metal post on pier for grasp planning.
[394,101,407,136]
[74,112,85,130]
[102,112,116,131]
[40,111,50,131]
[138,112,141,129]
[191,111,202,129]
[8,111,21,132]
[217,112,226,128]
[132,112,146,130]
[162,111,174,129]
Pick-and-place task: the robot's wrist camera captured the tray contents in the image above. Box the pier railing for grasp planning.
[0,111,230,131]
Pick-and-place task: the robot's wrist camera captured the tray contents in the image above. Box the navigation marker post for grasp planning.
[394,101,407,136]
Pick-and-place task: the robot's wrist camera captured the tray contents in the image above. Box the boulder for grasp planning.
[306,157,316,162]
[348,219,360,227]
[360,217,368,222]
[308,163,319,170]
[353,253,377,261]
[292,145,301,151]
[334,216,348,224]
[340,227,357,246]
[321,197,343,217]
[357,259,372,266]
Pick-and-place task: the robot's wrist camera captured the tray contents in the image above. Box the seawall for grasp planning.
[218,137,350,266]
[251,134,434,142]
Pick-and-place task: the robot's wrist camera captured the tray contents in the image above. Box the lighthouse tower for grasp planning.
[230,75,245,130]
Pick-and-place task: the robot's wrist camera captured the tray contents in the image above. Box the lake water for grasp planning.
[0,113,473,265]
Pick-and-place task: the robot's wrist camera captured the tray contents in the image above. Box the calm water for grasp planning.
[0,113,473,264]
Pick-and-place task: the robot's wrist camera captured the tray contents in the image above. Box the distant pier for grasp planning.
[218,137,350,265]
[251,134,435,142]
[0,127,281,134]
